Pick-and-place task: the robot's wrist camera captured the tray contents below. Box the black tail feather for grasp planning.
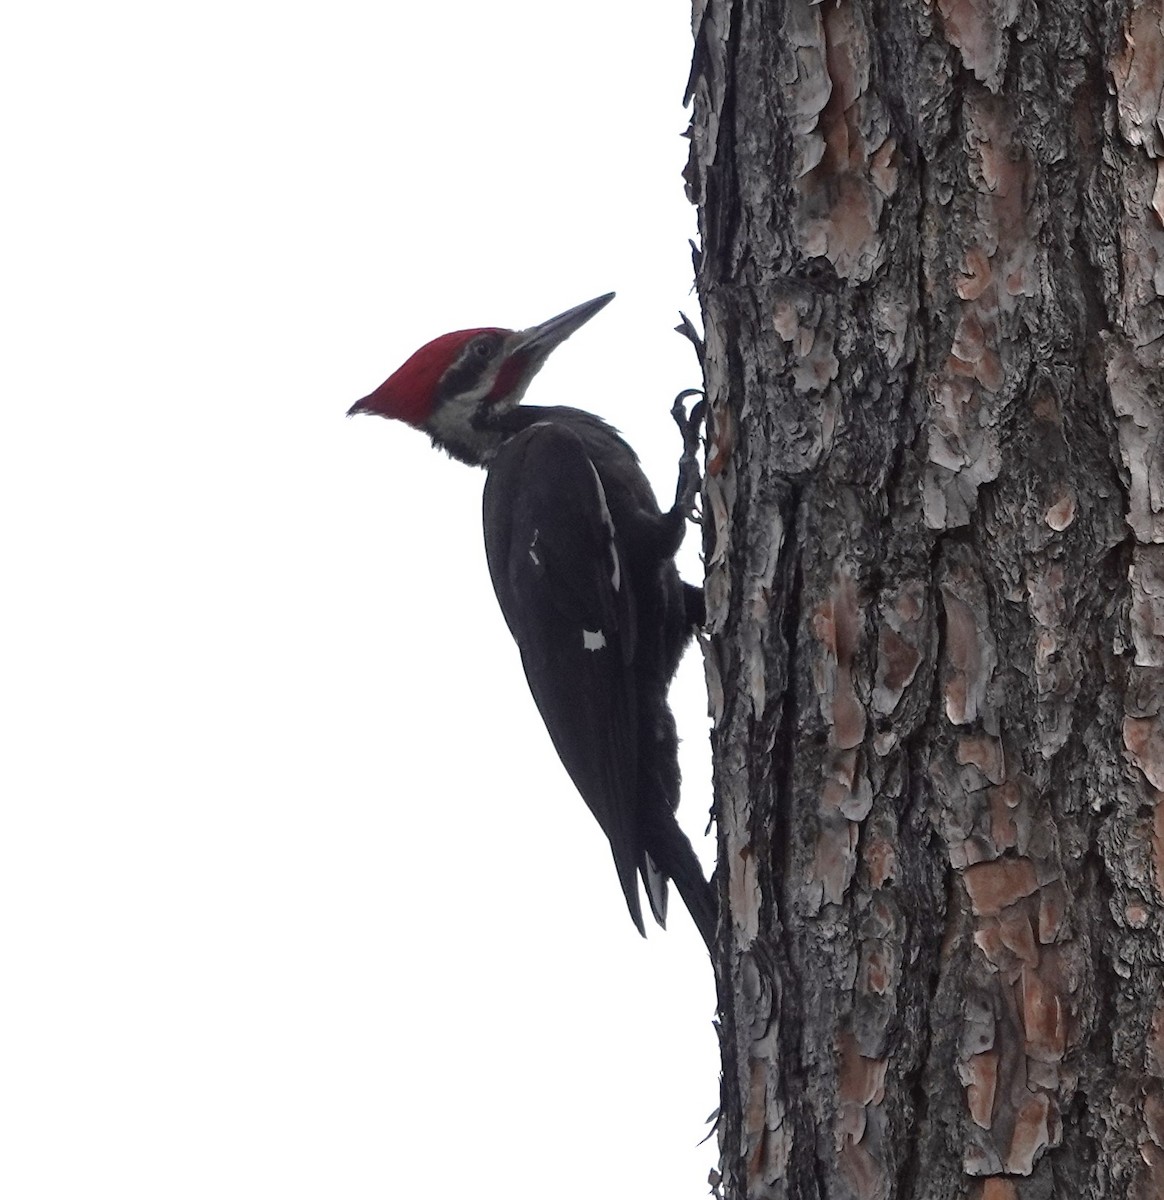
[641,812,717,951]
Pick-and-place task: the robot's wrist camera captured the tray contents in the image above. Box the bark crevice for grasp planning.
[691,0,1164,1196]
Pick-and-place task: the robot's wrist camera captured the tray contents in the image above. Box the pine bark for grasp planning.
[686,2,1164,1197]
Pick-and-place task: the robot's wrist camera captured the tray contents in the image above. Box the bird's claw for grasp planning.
[674,312,706,369]
[671,389,706,524]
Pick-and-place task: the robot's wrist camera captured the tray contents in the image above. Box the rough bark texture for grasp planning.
[686,1,1164,1197]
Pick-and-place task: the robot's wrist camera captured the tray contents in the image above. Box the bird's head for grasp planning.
[348,292,614,463]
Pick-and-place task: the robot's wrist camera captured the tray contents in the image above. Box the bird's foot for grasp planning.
[671,389,706,524]
[674,311,706,369]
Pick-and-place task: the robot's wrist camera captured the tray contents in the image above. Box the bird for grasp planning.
[348,293,716,949]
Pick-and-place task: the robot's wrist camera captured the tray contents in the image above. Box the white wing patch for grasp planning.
[528,528,541,567]
[582,629,607,651]
[585,460,621,592]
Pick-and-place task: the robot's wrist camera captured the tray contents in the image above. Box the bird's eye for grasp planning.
[473,338,495,359]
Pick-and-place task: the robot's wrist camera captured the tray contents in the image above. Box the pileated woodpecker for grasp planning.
[348,293,715,949]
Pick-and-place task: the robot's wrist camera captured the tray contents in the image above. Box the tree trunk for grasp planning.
[686,1,1164,1196]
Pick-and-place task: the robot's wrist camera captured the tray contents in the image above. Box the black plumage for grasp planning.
[482,407,714,948]
[350,293,715,948]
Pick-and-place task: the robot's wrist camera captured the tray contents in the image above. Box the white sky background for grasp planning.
[2,3,719,1197]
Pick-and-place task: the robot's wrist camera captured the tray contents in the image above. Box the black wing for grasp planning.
[482,423,646,934]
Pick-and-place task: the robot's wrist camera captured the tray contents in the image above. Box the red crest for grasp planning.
[352,328,506,425]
